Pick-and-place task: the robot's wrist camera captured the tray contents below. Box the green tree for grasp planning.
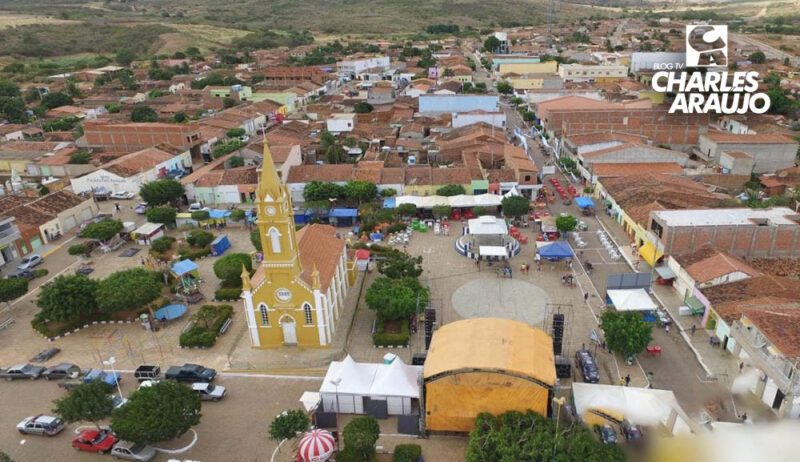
[115,49,136,66]
[36,275,98,322]
[185,47,201,59]
[140,179,184,206]
[555,214,578,234]
[431,205,452,218]
[0,451,12,462]
[79,219,123,242]
[250,229,262,252]
[186,229,214,247]
[268,409,309,441]
[748,51,766,64]
[377,251,423,279]
[501,196,530,218]
[223,97,236,109]
[96,268,162,313]
[483,36,501,52]
[496,81,514,94]
[173,111,187,122]
[105,103,121,113]
[40,92,73,110]
[213,253,252,287]
[69,151,91,164]
[53,380,114,430]
[601,310,653,358]
[380,188,397,197]
[229,156,245,168]
[111,380,201,445]
[226,127,246,138]
[344,180,378,204]
[68,244,88,257]
[436,184,466,196]
[230,209,246,222]
[0,97,27,123]
[131,105,158,122]
[0,277,28,306]
[365,277,428,321]
[303,181,343,202]
[343,416,380,461]
[0,79,20,98]
[354,101,374,113]
[397,203,417,217]
[146,206,177,225]
[191,210,210,221]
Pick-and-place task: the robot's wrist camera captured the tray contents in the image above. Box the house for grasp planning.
[451,111,506,129]
[419,95,499,114]
[241,142,302,182]
[286,164,354,204]
[647,207,800,261]
[337,56,391,78]
[557,64,628,82]
[507,75,564,91]
[0,124,27,142]
[578,144,690,181]
[0,190,98,249]
[367,83,396,105]
[82,121,202,156]
[190,166,259,205]
[0,141,74,176]
[70,146,192,195]
[497,61,558,76]
[241,141,354,348]
[326,114,356,133]
[490,56,541,70]
[696,132,798,173]
[0,216,24,267]
[667,246,762,300]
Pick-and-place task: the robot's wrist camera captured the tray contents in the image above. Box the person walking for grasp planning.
[584,292,589,303]
[691,324,696,336]
[624,374,631,386]
[665,324,670,335]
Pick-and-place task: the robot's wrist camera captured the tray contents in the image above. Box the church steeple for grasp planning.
[257,138,284,202]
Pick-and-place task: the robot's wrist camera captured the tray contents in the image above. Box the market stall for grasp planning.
[606,289,658,311]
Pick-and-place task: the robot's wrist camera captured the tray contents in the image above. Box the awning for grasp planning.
[639,242,663,266]
[208,209,231,219]
[479,246,507,257]
[171,259,198,277]
[538,241,574,260]
[607,289,658,311]
[685,296,706,315]
[382,197,396,209]
[468,216,508,235]
[655,266,676,279]
[329,208,358,218]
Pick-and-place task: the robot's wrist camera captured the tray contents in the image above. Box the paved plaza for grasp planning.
[451,278,550,326]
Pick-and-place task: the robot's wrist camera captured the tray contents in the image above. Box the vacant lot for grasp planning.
[156,23,250,55]
[0,13,78,28]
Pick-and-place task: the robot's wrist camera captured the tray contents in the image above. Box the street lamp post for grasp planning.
[102,356,123,401]
[552,396,566,461]
[330,378,342,413]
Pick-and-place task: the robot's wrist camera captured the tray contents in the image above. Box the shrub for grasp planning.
[213,253,252,287]
[393,444,422,462]
[372,320,410,347]
[230,209,246,221]
[32,269,48,279]
[214,287,241,301]
[178,245,211,261]
[385,223,406,234]
[151,236,175,253]
[68,244,87,256]
[191,210,210,221]
[186,229,214,247]
[179,325,216,348]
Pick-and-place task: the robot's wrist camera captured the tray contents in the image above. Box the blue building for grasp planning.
[419,95,500,114]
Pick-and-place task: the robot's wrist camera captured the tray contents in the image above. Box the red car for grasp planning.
[71,429,118,454]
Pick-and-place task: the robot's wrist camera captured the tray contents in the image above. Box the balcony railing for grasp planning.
[731,321,800,394]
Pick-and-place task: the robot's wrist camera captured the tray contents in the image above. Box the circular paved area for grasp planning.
[451,278,551,326]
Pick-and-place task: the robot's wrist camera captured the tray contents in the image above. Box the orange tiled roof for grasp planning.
[102,147,176,178]
[297,224,346,291]
[705,132,796,144]
[673,246,762,284]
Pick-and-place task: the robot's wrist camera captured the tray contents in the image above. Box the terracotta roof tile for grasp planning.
[296,224,346,291]
[286,164,354,183]
[702,276,800,322]
[592,163,683,177]
[740,305,800,358]
[705,132,797,144]
[673,246,762,283]
[103,147,176,178]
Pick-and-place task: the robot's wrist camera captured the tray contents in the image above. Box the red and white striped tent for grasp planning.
[297,429,336,462]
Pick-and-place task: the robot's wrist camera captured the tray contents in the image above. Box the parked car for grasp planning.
[621,419,644,443]
[58,379,83,391]
[42,363,80,380]
[596,424,618,445]
[137,380,159,390]
[192,382,226,401]
[16,254,42,271]
[165,364,216,383]
[6,268,34,280]
[31,348,61,363]
[111,441,158,461]
[72,428,118,454]
[110,191,135,200]
[133,365,161,382]
[575,349,600,384]
[134,203,149,214]
[112,395,129,409]
[187,202,209,212]
[0,363,46,380]
[83,369,121,387]
[16,415,64,436]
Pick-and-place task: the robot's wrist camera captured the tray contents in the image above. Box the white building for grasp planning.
[452,111,506,129]
[558,64,628,82]
[326,113,356,133]
[70,146,192,195]
[337,56,391,78]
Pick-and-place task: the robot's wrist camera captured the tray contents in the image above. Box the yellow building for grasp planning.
[498,61,558,76]
[241,141,354,347]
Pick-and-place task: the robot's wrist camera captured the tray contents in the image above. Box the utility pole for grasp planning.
[547,0,557,48]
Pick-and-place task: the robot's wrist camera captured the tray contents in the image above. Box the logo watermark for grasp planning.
[650,24,770,115]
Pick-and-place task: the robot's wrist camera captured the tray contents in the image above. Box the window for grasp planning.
[268,227,282,254]
[259,304,269,326]
[303,304,313,325]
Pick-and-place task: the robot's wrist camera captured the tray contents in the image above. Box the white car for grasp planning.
[110,191,135,200]
[111,441,157,461]
[137,379,159,390]
[111,395,128,409]
[188,202,209,212]
[192,382,226,401]
[17,254,42,271]
[17,415,65,436]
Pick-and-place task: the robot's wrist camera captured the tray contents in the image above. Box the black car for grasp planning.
[6,269,34,280]
[31,348,61,363]
[596,424,618,445]
[621,420,644,443]
[42,363,81,381]
[575,349,600,383]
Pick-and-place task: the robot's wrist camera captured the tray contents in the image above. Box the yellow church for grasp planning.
[241,141,355,348]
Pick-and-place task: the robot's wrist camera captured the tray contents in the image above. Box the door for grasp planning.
[29,236,42,250]
[773,389,785,410]
[63,215,77,231]
[281,316,297,345]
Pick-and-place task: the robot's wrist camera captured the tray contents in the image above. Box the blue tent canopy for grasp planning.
[575,197,595,209]
[329,208,358,218]
[208,209,231,219]
[538,241,574,260]
[171,259,199,276]
[383,197,396,209]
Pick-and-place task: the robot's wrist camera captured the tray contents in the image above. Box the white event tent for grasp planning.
[394,194,503,209]
[319,355,422,415]
[607,289,658,311]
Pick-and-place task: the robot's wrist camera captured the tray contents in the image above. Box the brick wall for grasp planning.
[554,108,708,145]
[661,223,800,258]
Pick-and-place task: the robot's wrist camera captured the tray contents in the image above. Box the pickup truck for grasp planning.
[165,364,216,383]
[134,365,161,382]
[83,369,121,387]
[0,363,45,380]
